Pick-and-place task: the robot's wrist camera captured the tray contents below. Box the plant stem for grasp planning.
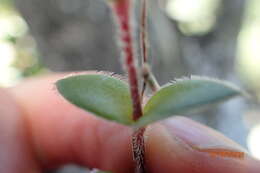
[140,0,148,64]
[109,1,146,173]
[132,127,146,173]
[111,0,143,121]
[139,0,157,98]
[142,63,160,93]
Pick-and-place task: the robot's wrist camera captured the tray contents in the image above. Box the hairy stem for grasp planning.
[109,1,146,173]
[139,0,154,98]
[140,0,148,63]
[111,0,143,121]
[142,63,160,92]
[132,127,146,173]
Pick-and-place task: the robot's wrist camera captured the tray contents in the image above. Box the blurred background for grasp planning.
[1,0,260,172]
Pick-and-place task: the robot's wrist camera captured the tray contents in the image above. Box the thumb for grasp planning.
[145,116,260,173]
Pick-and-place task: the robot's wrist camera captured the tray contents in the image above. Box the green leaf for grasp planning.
[56,74,133,125]
[135,76,243,127]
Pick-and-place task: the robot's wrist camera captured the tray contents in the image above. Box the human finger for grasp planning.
[10,73,134,173]
[145,116,260,173]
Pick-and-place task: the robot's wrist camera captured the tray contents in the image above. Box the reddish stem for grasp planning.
[140,0,148,63]
[140,0,149,98]
[112,0,143,121]
[110,1,147,173]
[132,127,146,173]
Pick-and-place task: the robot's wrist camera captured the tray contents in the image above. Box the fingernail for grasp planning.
[162,116,247,158]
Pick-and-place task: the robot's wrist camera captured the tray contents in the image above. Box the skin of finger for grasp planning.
[0,88,40,173]
[144,123,260,173]
[9,73,134,173]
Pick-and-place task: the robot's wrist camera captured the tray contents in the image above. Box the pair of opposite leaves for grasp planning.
[56,73,243,128]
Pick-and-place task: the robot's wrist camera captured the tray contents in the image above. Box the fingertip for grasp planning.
[145,117,260,173]
[145,124,193,172]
